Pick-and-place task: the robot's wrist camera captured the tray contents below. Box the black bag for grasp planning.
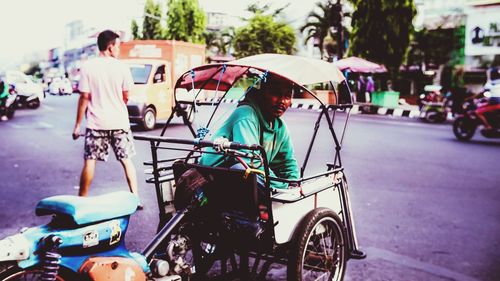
[174,168,212,210]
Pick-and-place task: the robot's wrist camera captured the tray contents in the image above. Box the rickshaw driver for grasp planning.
[199,75,299,189]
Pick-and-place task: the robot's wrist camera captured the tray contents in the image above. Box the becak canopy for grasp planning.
[175,54,346,92]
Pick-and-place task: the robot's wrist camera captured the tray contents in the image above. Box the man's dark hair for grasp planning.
[97,30,120,51]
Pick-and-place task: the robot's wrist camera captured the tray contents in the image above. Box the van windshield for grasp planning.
[129,64,152,84]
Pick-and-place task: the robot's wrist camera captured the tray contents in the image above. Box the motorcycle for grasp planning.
[453,92,500,141]
[419,95,453,124]
[0,85,18,121]
[418,85,442,110]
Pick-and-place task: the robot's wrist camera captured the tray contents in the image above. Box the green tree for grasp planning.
[301,1,341,59]
[131,20,140,39]
[141,0,164,40]
[204,27,235,56]
[407,27,455,68]
[165,0,206,43]
[232,14,296,58]
[348,0,416,78]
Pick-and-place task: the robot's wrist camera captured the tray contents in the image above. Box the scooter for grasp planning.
[453,94,500,141]
[16,92,42,109]
[419,96,452,124]
[0,85,18,121]
[0,190,192,281]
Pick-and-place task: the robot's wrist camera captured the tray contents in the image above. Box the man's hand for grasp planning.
[72,125,81,140]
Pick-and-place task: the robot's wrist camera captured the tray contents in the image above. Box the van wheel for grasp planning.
[142,108,156,130]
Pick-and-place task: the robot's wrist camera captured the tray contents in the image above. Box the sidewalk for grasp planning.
[206,97,454,120]
[290,98,422,118]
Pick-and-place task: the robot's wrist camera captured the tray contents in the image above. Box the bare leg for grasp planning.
[119,158,139,198]
[476,113,492,129]
[79,159,96,196]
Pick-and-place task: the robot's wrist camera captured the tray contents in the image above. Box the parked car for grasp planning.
[49,77,73,95]
[4,70,44,109]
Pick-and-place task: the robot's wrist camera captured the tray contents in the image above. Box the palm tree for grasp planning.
[301,1,336,59]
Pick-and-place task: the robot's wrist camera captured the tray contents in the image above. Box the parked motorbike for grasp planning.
[16,92,42,109]
[420,95,453,123]
[453,93,500,141]
[0,191,185,281]
[418,85,442,110]
[0,85,18,120]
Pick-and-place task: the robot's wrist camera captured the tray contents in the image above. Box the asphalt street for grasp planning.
[0,94,499,281]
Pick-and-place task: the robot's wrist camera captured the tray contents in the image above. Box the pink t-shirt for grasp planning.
[78,56,133,130]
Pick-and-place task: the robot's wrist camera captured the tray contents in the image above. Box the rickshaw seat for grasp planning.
[172,161,261,218]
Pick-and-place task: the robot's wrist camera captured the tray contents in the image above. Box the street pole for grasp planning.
[333,0,343,59]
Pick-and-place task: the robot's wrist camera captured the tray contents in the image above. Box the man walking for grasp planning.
[72,30,142,209]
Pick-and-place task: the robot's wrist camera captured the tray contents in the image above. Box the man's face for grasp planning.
[109,39,121,58]
[261,80,294,119]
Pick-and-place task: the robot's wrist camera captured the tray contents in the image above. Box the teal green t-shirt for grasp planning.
[199,93,299,189]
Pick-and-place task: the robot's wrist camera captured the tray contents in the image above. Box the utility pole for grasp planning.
[332,0,343,59]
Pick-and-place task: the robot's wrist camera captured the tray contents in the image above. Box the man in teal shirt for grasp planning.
[200,75,299,189]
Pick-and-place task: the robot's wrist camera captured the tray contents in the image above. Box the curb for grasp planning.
[204,98,454,120]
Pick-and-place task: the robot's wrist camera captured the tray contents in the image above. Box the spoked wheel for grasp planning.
[288,208,347,281]
[453,117,476,141]
[0,263,77,281]
[161,220,218,281]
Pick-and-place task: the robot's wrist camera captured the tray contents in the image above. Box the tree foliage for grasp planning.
[140,0,164,40]
[131,20,140,39]
[204,27,235,56]
[407,28,456,68]
[232,14,296,58]
[348,0,416,77]
[165,0,207,44]
[301,1,342,59]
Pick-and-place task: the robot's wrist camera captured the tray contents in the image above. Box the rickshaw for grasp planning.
[135,53,365,280]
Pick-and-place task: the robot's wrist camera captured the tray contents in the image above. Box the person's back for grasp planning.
[72,30,140,207]
[79,56,131,130]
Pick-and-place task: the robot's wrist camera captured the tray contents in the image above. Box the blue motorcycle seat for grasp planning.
[35,191,139,225]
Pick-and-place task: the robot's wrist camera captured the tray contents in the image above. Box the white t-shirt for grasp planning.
[78,56,133,130]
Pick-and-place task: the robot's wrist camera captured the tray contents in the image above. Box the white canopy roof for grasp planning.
[231,54,346,85]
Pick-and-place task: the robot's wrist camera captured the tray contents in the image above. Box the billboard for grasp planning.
[465,8,500,56]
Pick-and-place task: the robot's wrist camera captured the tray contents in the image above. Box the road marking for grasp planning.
[42,105,55,111]
[365,247,481,281]
[9,121,54,129]
[352,115,448,129]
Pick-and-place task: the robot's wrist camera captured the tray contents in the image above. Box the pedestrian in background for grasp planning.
[72,30,142,209]
[0,79,9,121]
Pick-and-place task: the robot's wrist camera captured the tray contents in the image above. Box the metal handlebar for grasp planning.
[134,134,261,151]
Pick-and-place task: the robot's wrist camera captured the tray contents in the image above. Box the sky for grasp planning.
[0,0,316,71]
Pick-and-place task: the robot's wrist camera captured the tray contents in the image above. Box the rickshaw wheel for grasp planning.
[287,208,346,281]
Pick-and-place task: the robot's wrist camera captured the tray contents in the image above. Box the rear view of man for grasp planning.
[72,30,142,209]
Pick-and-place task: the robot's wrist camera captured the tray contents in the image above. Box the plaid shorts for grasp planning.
[84,129,136,161]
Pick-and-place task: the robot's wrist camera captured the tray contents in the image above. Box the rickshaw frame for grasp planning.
[135,54,365,280]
